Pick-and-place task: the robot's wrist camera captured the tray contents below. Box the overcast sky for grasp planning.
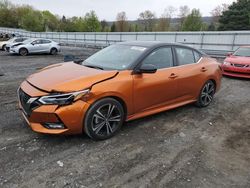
[11,0,235,21]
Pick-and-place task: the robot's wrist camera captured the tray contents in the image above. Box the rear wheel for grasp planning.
[50,48,58,55]
[84,98,125,140]
[195,80,215,107]
[19,48,28,56]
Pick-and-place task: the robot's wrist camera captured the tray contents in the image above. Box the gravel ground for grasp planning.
[0,47,250,188]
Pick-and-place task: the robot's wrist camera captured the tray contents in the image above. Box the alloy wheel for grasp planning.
[19,48,28,56]
[91,103,122,137]
[50,48,57,55]
[200,81,215,106]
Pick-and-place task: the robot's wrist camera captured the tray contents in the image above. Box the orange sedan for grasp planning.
[18,42,222,140]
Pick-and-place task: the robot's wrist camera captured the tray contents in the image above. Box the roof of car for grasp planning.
[118,41,189,48]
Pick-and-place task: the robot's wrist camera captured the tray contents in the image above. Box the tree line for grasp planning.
[0,0,249,32]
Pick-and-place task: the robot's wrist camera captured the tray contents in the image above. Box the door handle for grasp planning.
[169,73,178,79]
[201,67,207,72]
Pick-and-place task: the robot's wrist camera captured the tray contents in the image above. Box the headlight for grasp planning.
[223,62,231,66]
[38,89,90,105]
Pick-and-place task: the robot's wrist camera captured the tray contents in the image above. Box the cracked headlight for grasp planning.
[38,89,90,105]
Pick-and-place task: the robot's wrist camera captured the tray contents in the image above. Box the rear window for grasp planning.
[42,40,51,44]
[194,51,201,62]
[142,47,173,69]
[15,38,23,42]
[175,47,195,65]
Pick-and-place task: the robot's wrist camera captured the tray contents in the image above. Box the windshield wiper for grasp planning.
[84,64,104,70]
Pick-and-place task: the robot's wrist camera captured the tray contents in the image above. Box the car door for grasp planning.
[172,46,207,100]
[133,46,179,113]
[30,40,43,53]
[40,40,52,53]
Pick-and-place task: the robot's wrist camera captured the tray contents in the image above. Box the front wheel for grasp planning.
[195,80,215,107]
[19,48,28,56]
[84,98,125,140]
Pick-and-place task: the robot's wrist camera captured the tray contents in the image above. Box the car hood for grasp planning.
[26,62,118,93]
[225,55,250,65]
[7,42,23,47]
[0,41,8,45]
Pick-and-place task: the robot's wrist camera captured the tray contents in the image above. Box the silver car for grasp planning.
[5,37,28,52]
[9,38,60,56]
[0,37,28,51]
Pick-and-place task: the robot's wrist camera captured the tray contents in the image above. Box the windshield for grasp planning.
[82,44,147,70]
[8,38,15,42]
[233,47,250,57]
[23,38,34,44]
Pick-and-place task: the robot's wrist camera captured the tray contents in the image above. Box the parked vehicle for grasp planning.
[5,37,28,52]
[9,38,60,56]
[0,33,11,41]
[0,37,27,50]
[18,41,222,140]
[222,46,250,78]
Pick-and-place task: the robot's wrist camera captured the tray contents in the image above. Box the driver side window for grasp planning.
[142,47,173,69]
[32,40,42,45]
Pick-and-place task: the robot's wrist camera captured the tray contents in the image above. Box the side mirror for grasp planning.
[64,54,83,64]
[137,64,157,74]
[73,58,84,64]
[227,52,233,57]
[31,42,35,45]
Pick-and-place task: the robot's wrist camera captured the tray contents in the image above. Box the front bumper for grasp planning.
[9,48,18,54]
[5,46,10,52]
[18,81,90,135]
[222,65,250,78]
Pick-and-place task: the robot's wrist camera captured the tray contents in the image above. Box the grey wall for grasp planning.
[2,27,250,55]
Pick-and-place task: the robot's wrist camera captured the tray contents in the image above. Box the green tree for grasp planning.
[178,5,190,30]
[219,0,250,30]
[100,20,109,32]
[181,9,203,31]
[42,10,60,31]
[17,6,44,31]
[83,10,101,32]
[0,0,18,28]
[111,22,116,32]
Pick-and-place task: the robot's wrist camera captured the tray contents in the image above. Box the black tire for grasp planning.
[2,44,6,51]
[195,80,216,108]
[19,48,28,56]
[84,98,125,140]
[50,48,58,55]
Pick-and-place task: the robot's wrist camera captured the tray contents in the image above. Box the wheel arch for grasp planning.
[209,79,217,91]
[2,44,6,50]
[19,47,29,54]
[82,95,128,138]
[50,47,58,51]
[87,95,128,119]
[108,96,127,118]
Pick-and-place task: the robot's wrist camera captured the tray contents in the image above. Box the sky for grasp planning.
[10,0,235,21]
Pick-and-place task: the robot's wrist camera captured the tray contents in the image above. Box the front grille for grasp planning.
[18,89,40,116]
[231,63,249,68]
[224,70,250,75]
